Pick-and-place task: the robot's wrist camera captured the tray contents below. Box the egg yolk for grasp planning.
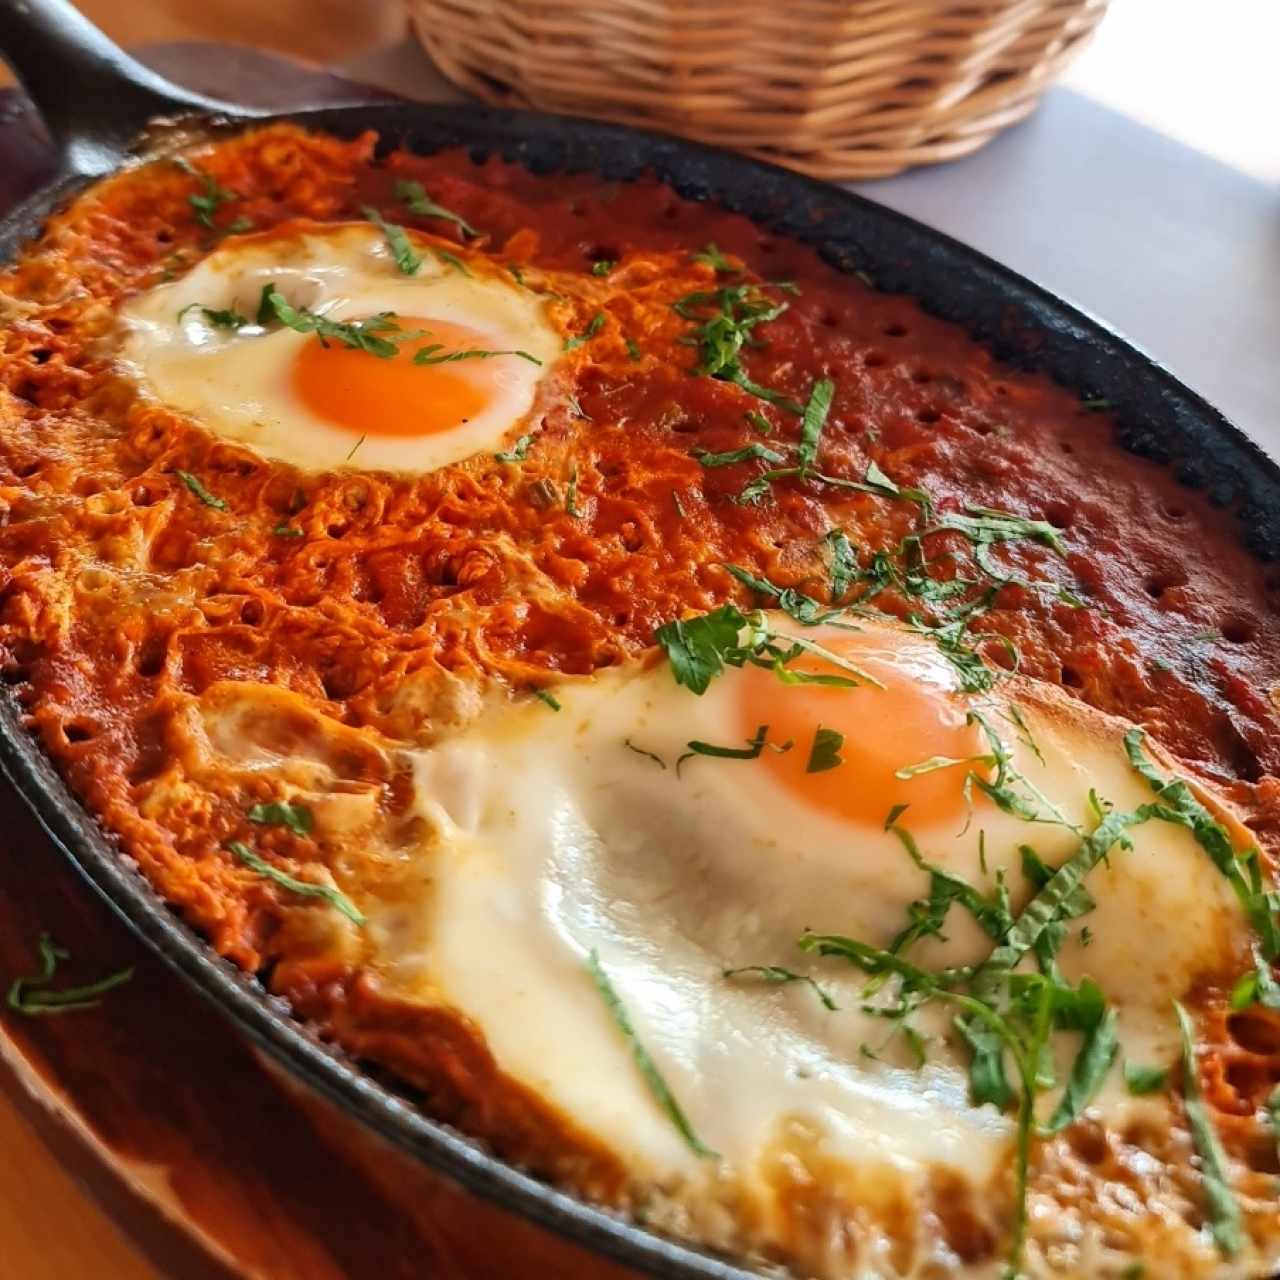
[735,626,991,831]
[291,317,510,438]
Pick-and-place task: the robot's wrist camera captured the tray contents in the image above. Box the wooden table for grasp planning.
[3,0,406,81]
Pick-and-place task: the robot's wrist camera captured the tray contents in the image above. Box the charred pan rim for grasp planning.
[1,102,1278,1280]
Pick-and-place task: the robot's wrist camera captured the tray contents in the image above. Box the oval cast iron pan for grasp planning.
[0,3,1277,1276]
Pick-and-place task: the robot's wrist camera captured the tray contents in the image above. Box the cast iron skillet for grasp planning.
[2,3,1279,1277]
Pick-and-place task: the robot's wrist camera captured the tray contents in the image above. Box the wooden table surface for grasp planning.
[2,0,406,81]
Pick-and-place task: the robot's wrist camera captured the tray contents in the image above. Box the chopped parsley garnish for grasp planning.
[1123,1061,1168,1095]
[792,919,1059,1276]
[653,605,747,694]
[565,463,582,517]
[565,311,605,351]
[973,806,1150,997]
[1233,942,1280,1010]
[677,723,786,773]
[1174,1000,1243,1256]
[796,377,835,469]
[824,528,857,599]
[1008,984,1054,1268]
[587,949,716,1158]
[735,451,934,512]
[394,179,479,238]
[715,479,1075,690]
[725,759,1244,1277]
[844,460,929,509]
[495,434,534,463]
[1018,844,1095,916]
[226,840,365,925]
[1044,1005,1118,1132]
[1232,967,1261,1010]
[723,965,837,1010]
[893,752,989,781]
[217,216,255,240]
[963,711,1075,829]
[591,259,616,276]
[673,282,802,412]
[625,336,642,361]
[905,605,999,694]
[246,800,314,837]
[413,345,541,366]
[886,814,1014,945]
[691,242,737,273]
[805,725,844,773]
[654,604,879,697]
[1005,705,1046,765]
[925,506,1066,583]
[1125,729,1280,958]
[176,470,227,510]
[177,303,247,329]
[722,564,837,627]
[431,250,467,276]
[273,524,304,538]
[793,920,1060,1223]
[363,206,422,275]
[623,739,666,768]
[175,156,240,230]
[954,1015,1015,1108]
[692,443,786,468]
[7,934,132,1016]
[772,643,874,688]
[532,687,562,711]
[256,284,414,358]
[864,459,899,494]
[667,466,1076,693]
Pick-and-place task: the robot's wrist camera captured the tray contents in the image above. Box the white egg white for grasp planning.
[374,622,1241,1165]
[185,615,1261,1275]
[115,223,560,473]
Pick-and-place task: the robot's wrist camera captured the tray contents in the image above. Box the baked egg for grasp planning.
[187,610,1266,1276]
[116,222,559,472]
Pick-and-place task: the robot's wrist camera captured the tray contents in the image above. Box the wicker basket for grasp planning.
[408,0,1107,180]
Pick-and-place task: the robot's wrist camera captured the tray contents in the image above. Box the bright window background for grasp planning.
[1063,0,1279,181]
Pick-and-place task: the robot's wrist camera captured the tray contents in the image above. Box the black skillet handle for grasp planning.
[0,0,244,175]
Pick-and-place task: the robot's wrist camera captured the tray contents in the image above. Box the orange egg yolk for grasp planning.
[291,317,505,438]
[735,627,992,831]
